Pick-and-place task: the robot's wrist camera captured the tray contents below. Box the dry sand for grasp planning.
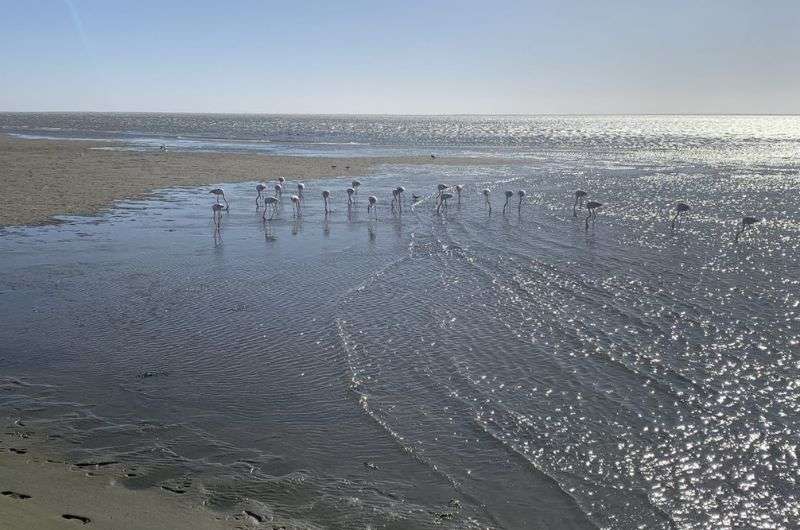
[0,134,516,228]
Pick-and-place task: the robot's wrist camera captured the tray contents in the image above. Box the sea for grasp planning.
[1,114,799,529]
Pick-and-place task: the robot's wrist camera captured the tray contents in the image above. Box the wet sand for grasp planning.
[0,134,514,228]
[0,426,304,529]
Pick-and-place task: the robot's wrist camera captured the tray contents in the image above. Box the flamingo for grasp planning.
[584,201,603,230]
[351,180,361,196]
[274,184,283,199]
[455,185,463,206]
[346,187,355,206]
[367,196,378,218]
[278,177,286,188]
[262,197,279,220]
[483,188,491,212]
[297,182,305,200]
[322,190,331,214]
[411,194,421,203]
[671,202,690,229]
[437,192,453,214]
[735,216,761,242]
[503,191,513,214]
[517,190,526,213]
[573,190,587,217]
[209,188,229,210]
[255,184,266,207]
[212,203,225,228]
[290,195,302,217]
[391,186,406,214]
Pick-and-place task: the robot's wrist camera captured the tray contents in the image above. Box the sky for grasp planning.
[1,0,799,114]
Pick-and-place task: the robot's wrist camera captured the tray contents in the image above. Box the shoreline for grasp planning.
[0,134,519,228]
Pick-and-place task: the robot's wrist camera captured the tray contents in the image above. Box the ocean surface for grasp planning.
[1,114,799,529]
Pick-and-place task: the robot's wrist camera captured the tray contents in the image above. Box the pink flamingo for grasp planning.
[322,190,331,214]
[262,197,279,220]
[209,188,229,210]
[585,201,603,230]
[735,216,761,242]
[502,191,513,214]
[290,195,302,217]
[367,196,378,218]
[573,190,587,217]
[255,184,266,207]
[671,202,690,229]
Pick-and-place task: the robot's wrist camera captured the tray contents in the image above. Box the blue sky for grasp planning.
[1,0,798,114]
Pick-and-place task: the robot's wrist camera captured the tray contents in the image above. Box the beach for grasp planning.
[1,114,799,529]
[0,134,513,228]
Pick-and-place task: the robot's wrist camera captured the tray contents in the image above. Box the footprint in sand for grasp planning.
[244,510,266,523]
[62,514,92,525]
[2,491,32,500]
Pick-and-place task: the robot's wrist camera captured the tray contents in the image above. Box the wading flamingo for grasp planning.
[367,196,378,218]
[735,216,761,242]
[351,180,361,196]
[297,182,305,200]
[346,187,355,206]
[322,190,331,214]
[483,188,491,212]
[255,184,266,207]
[503,191,513,214]
[262,197,279,220]
[585,201,603,230]
[212,203,225,227]
[437,192,453,214]
[209,188,229,210]
[671,202,690,229]
[274,184,283,199]
[290,195,302,217]
[455,185,463,206]
[573,190,587,218]
[517,190,526,213]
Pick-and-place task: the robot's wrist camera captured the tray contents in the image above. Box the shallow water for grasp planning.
[2,115,800,529]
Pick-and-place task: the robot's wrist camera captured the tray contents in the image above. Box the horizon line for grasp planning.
[1,110,799,117]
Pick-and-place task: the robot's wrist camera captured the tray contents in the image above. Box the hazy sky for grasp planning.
[1,0,798,114]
